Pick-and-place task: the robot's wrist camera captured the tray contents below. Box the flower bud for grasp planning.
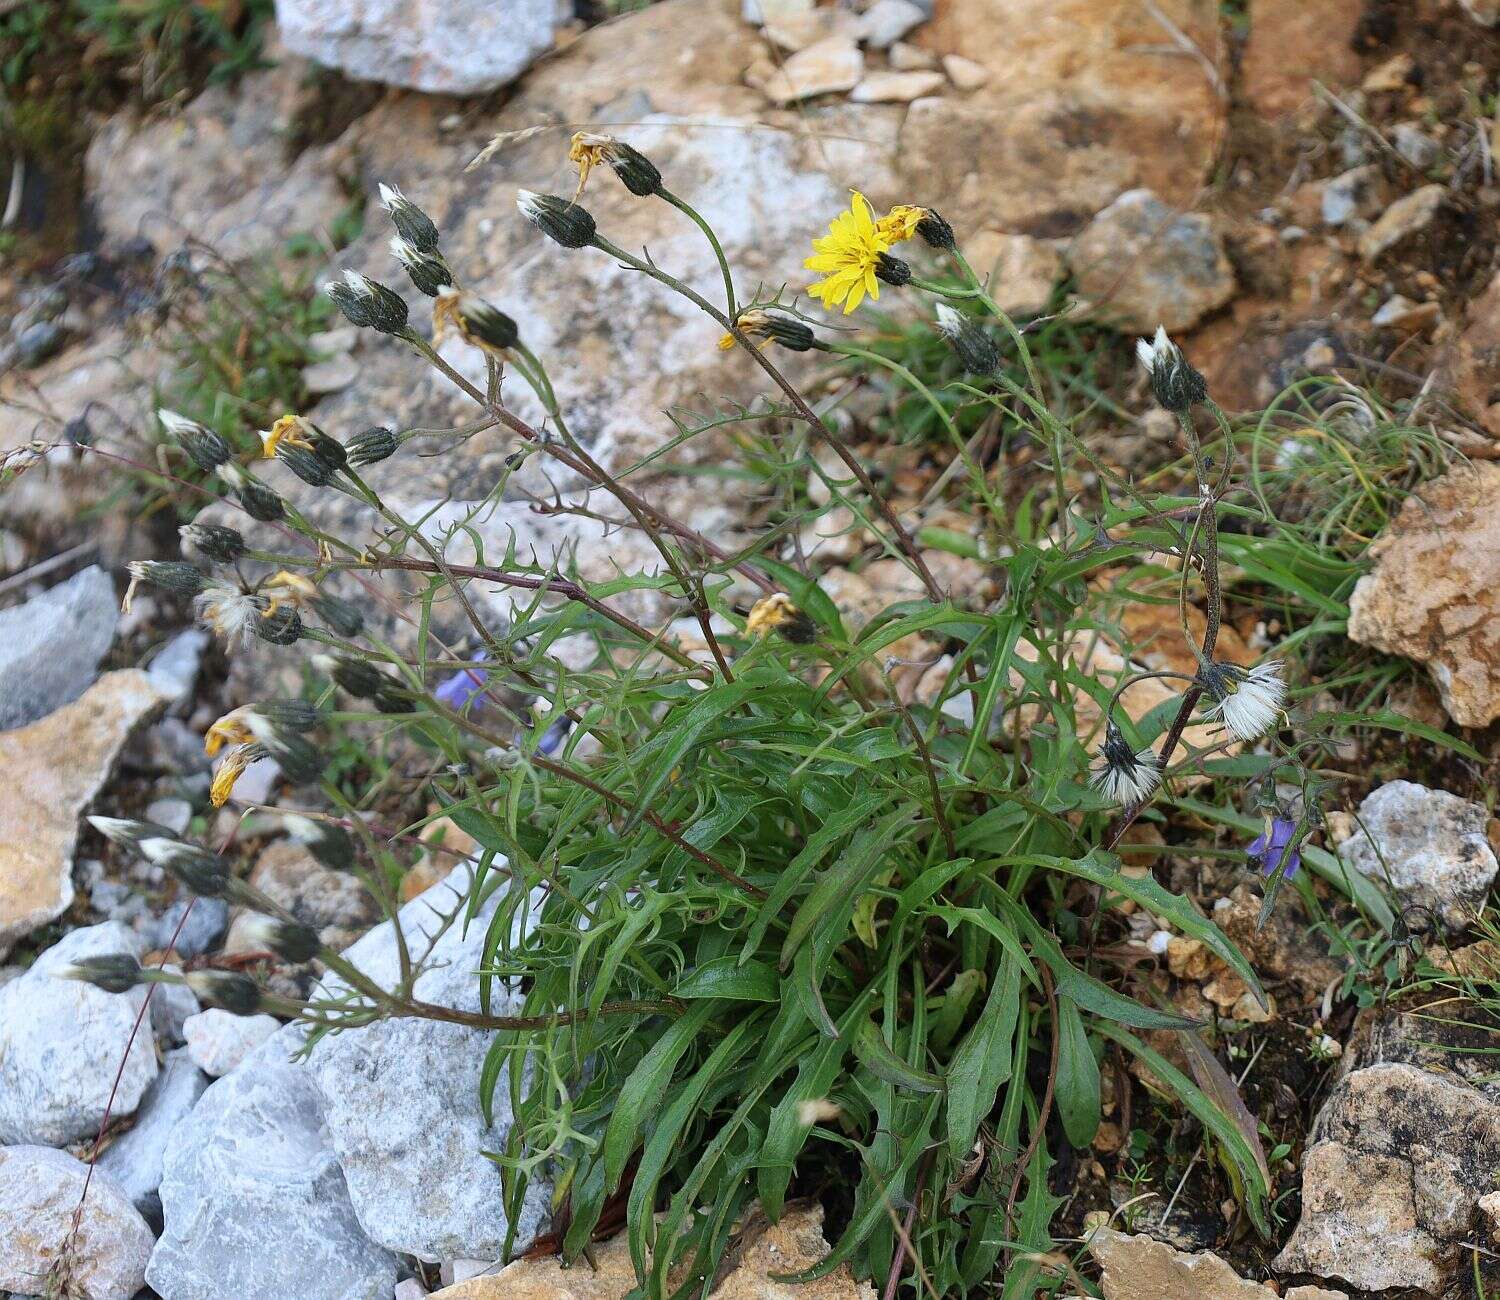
[180,523,246,566]
[725,309,817,354]
[1136,326,1207,413]
[746,593,817,645]
[320,653,389,699]
[916,209,955,250]
[87,815,177,850]
[225,465,285,522]
[277,445,336,487]
[128,560,209,597]
[312,594,364,638]
[934,303,1000,375]
[141,837,232,897]
[254,604,304,646]
[256,728,322,783]
[159,410,230,471]
[874,253,911,287]
[185,970,263,1016]
[433,291,519,356]
[378,182,441,254]
[390,236,453,297]
[238,914,323,964]
[326,270,410,335]
[251,699,322,732]
[516,190,597,249]
[347,426,400,467]
[54,954,143,995]
[284,814,356,872]
[374,685,416,714]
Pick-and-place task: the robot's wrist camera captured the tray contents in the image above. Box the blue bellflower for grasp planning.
[1248,816,1300,881]
[434,653,489,712]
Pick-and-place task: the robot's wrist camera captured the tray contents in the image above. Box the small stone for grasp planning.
[758,36,863,104]
[963,231,1062,316]
[146,628,209,706]
[1358,184,1445,261]
[1068,189,1235,333]
[395,1281,431,1300]
[1480,1190,1500,1237]
[0,1145,154,1300]
[1363,52,1414,93]
[303,354,361,395]
[142,895,229,959]
[763,5,858,51]
[1371,293,1439,332]
[306,326,359,358]
[857,0,926,48]
[0,922,159,1146]
[849,69,945,102]
[888,41,936,70]
[0,565,117,731]
[941,53,989,90]
[148,1029,399,1299]
[1391,121,1441,170]
[1336,781,1498,933]
[0,671,172,956]
[241,839,380,938]
[15,320,67,367]
[742,0,812,24]
[95,1048,209,1223]
[183,1008,281,1077]
[144,797,194,836]
[1320,163,1380,228]
[1088,1225,1302,1298]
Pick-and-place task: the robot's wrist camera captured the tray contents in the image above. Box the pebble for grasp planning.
[857,0,926,47]
[183,1008,281,1077]
[1391,121,1441,170]
[849,68,945,102]
[303,354,360,395]
[0,565,117,731]
[758,36,863,104]
[142,895,229,958]
[942,53,990,90]
[146,628,209,708]
[1358,183,1445,261]
[888,40,936,70]
[144,797,194,836]
[1321,163,1379,228]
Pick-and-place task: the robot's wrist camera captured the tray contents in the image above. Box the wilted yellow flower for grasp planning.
[260,414,317,459]
[264,570,319,607]
[210,745,255,808]
[567,131,618,199]
[746,593,816,645]
[877,204,925,243]
[204,707,255,757]
[805,191,890,315]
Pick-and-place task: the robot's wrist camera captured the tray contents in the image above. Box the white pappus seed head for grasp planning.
[377,181,403,210]
[934,302,967,339]
[516,189,542,221]
[1203,658,1287,741]
[1090,720,1162,806]
[157,409,201,438]
[1135,325,1174,375]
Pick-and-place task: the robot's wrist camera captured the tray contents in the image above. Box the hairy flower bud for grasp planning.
[54,953,143,995]
[284,814,356,872]
[722,310,817,354]
[934,303,1000,375]
[746,593,817,645]
[319,652,389,699]
[238,914,322,964]
[326,270,410,335]
[185,969,262,1016]
[346,426,400,467]
[516,190,597,249]
[390,236,453,297]
[916,208,955,250]
[433,291,519,356]
[378,182,441,254]
[874,253,911,287]
[128,560,209,597]
[159,409,230,471]
[1136,326,1207,413]
[141,837,232,897]
[312,594,365,638]
[225,465,285,522]
[254,603,304,646]
[251,699,322,732]
[179,523,246,566]
[87,815,177,850]
[277,445,336,487]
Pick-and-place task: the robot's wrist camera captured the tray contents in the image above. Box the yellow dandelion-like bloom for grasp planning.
[877,204,925,244]
[567,131,615,200]
[204,707,255,757]
[210,745,256,808]
[805,191,891,315]
[260,414,317,459]
[746,593,816,644]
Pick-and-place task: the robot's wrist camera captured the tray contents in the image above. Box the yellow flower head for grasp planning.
[746,593,816,645]
[877,204,926,244]
[718,310,772,352]
[260,414,317,459]
[204,707,255,757]
[210,745,256,808]
[805,191,891,315]
[568,131,616,200]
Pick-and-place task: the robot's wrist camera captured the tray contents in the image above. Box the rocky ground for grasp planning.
[3,0,1500,1297]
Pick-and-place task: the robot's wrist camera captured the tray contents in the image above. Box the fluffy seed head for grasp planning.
[1090,719,1162,806]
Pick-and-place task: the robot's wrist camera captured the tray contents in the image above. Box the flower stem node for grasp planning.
[185,970,263,1016]
[378,182,441,254]
[53,954,143,995]
[180,523,246,566]
[746,593,817,645]
[325,269,410,335]
[719,310,817,353]
[390,236,453,298]
[432,291,520,356]
[568,132,664,198]
[517,190,597,249]
[1090,718,1162,806]
[159,409,230,471]
[934,303,1000,375]
[347,426,400,467]
[1136,326,1207,413]
[1198,659,1287,742]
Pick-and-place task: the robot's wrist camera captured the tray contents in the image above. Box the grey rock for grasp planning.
[1337,780,1498,933]
[1358,183,1446,261]
[142,717,214,776]
[1068,189,1235,333]
[148,1031,399,1300]
[144,798,194,837]
[142,896,228,959]
[0,566,117,731]
[95,1048,209,1224]
[303,354,360,395]
[183,1009,280,1077]
[147,967,201,1046]
[90,879,153,930]
[275,0,558,94]
[13,321,67,369]
[0,1145,154,1300]
[857,0,926,47]
[146,628,209,708]
[0,922,159,1147]
[1320,163,1379,228]
[303,872,551,1262]
[1391,121,1440,171]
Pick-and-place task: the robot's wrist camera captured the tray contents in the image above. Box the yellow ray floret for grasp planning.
[805,191,890,316]
[204,708,255,757]
[260,414,316,459]
[877,204,925,244]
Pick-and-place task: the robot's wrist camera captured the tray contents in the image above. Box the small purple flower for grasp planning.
[1248,816,1300,881]
[434,652,488,713]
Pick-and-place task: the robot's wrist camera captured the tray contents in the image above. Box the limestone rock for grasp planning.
[1088,1226,1343,1299]
[275,0,555,94]
[1275,1062,1500,1292]
[147,1029,399,1300]
[0,670,172,957]
[849,69,945,103]
[1336,781,1498,934]
[95,1048,209,1222]
[0,922,159,1146]
[302,871,551,1262]
[1069,189,1235,332]
[183,1009,281,1077]
[964,231,1062,316]
[0,565,117,731]
[1240,0,1364,118]
[0,1145,154,1300]
[941,53,989,90]
[235,839,380,946]
[759,36,864,104]
[431,1203,873,1299]
[1358,184,1446,262]
[1347,462,1500,725]
[857,0,927,48]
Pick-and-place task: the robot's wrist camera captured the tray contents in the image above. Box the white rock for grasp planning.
[393,1280,430,1300]
[144,797,194,836]
[148,1029,399,1300]
[183,1009,281,1077]
[741,0,812,24]
[1320,163,1379,228]
[758,36,863,104]
[1358,183,1446,261]
[1337,780,1499,933]
[889,41,936,70]
[942,53,989,90]
[857,0,926,47]
[0,922,159,1146]
[303,354,361,395]
[0,565,117,731]
[148,966,202,1046]
[95,1048,209,1222]
[849,69,945,103]
[302,872,552,1263]
[276,0,557,94]
[146,628,209,708]
[0,1145,154,1300]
